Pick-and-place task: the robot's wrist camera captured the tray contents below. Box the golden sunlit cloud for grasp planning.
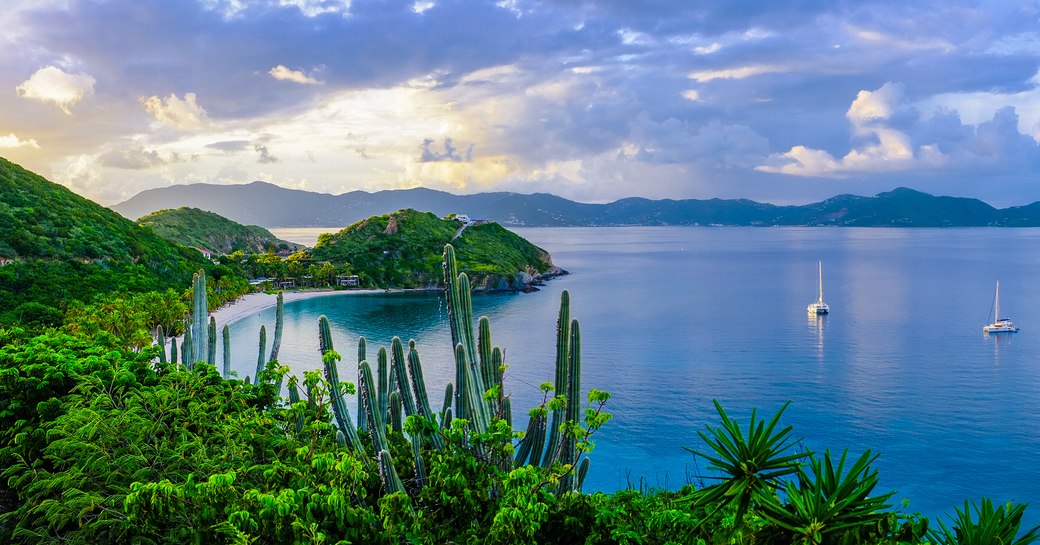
[16,66,96,114]
[269,65,321,84]
[141,93,210,130]
[0,133,40,149]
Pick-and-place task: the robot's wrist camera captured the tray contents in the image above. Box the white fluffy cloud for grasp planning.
[141,93,210,130]
[758,82,938,176]
[16,66,96,114]
[0,133,40,149]
[269,65,321,84]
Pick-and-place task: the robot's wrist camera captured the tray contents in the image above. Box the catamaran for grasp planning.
[983,281,1018,333]
[807,261,829,315]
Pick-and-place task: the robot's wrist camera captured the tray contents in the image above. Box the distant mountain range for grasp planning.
[110,182,1040,228]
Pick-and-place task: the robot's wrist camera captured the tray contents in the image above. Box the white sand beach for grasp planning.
[209,289,389,327]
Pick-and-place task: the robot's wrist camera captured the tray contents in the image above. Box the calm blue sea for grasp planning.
[227,226,1040,525]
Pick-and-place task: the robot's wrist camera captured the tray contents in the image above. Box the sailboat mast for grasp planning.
[818,261,824,304]
[995,281,1000,320]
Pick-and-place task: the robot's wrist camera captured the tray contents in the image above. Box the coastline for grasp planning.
[210,289,391,327]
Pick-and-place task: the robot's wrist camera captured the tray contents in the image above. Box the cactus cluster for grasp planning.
[158,244,594,498]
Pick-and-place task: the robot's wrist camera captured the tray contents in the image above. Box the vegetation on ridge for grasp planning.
[137,207,303,255]
[309,209,556,289]
[0,157,211,325]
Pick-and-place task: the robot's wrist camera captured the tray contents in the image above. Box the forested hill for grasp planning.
[0,157,209,323]
[112,181,1040,228]
[138,207,304,254]
[309,209,560,290]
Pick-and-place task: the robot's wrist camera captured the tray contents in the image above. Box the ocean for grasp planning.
[222,226,1040,525]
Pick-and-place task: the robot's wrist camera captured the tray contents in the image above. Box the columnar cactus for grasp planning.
[360,360,388,454]
[319,315,362,453]
[182,321,193,368]
[191,270,208,367]
[443,244,492,432]
[406,340,445,449]
[357,337,368,433]
[379,449,405,496]
[390,337,418,418]
[269,291,284,362]
[254,325,266,384]
[560,320,582,491]
[542,290,571,467]
[222,325,231,378]
[156,325,167,365]
[207,316,217,366]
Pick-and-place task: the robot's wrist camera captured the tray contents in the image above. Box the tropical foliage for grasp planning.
[137,207,303,255]
[309,209,555,288]
[0,158,211,325]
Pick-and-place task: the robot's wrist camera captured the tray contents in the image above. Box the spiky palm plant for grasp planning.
[683,400,808,527]
[929,498,1040,545]
[757,448,893,545]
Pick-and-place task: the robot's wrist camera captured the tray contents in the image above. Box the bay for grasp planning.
[230,226,1040,525]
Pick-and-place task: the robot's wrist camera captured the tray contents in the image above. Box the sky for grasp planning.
[2,0,1040,207]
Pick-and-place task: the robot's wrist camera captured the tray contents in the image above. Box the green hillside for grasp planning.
[0,157,209,323]
[137,207,303,254]
[309,209,556,289]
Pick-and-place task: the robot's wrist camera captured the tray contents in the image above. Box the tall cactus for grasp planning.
[191,270,208,367]
[319,315,362,453]
[560,320,581,492]
[379,450,406,496]
[254,325,266,385]
[207,316,217,366]
[391,337,418,418]
[377,347,389,428]
[182,320,193,368]
[406,340,445,449]
[443,244,492,432]
[360,360,388,454]
[269,291,284,362]
[357,337,368,433]
[222,324,231,378]
[542,290,571,467]
[170,334,178,365]
[156,325,167,365]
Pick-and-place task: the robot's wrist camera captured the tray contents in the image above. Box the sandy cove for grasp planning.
[209,289,391,327]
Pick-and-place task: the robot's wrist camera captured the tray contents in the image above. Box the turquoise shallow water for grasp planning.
[229,226,1040,525]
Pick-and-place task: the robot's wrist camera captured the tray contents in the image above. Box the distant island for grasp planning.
[112,182,1040,228]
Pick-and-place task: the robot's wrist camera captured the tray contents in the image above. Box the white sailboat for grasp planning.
[807,261,830,315]
[983,281,1018,333]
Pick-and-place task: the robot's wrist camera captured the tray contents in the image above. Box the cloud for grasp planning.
[255,144,279,163]
[98,146,168,169]
[268,65,322,85]
[206,140,252,152]
[420,137,473,162]
[0,133,40,149]
[141,93,210,130]
[689,64,788,83]
[16,66,96,114]
[758,81,1040,180]
[757,82,933,177]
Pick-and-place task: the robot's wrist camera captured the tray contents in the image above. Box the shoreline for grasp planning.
[210,288,393,327]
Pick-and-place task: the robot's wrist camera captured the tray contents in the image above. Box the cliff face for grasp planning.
[309,209,563,291]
